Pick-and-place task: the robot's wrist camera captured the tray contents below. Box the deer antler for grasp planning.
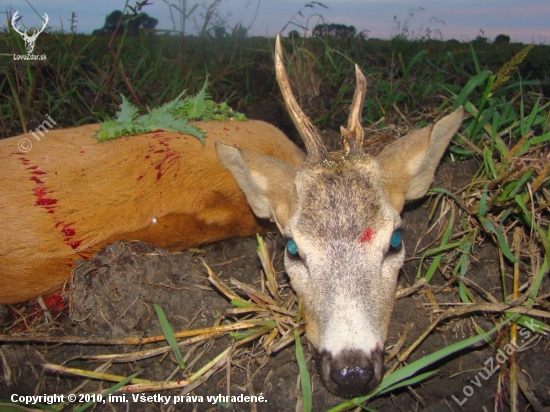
[340,64,367,155]
[11,11,24,37]
[11,11,48,40]
[29,13,49,40]
[274,35,327,160]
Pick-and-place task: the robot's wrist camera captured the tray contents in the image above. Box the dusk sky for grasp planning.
[2,0,549,44]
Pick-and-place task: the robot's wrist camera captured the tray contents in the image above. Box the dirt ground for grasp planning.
[1,108,549,412]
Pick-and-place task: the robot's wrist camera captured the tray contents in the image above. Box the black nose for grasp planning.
[330,364,375,395]
[320,348,384,398]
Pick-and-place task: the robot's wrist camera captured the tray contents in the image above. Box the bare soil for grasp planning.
[1,109,549,412]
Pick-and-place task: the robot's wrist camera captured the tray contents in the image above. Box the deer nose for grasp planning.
[330,364,375,394]
[320,348,384,398]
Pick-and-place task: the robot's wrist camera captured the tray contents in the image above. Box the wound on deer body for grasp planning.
[360,227,374,243]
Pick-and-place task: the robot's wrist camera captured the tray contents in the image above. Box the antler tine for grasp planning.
[340,64,367,155]
[11,11,23,35]
[41,13,49,29]
[32,13,49,38]
[275,35,326,159]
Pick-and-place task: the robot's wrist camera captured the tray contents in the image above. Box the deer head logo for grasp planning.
[11,11,49,54]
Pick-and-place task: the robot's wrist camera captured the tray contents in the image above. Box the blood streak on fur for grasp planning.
[360,227,374,243]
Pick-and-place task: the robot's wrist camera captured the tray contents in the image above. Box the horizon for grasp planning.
[2,1,548,44]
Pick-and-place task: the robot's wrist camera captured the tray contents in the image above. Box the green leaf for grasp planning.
[376,370,438,395]
[230,326,273,340]
[95,77,246,142]
[520,94,541,136]
[115,95,139,123]
[505,314,548,335]
[452,70,492,111]
[479,217,519,263]
[153,304,185,369]
[230,299,254,308]
[187,79,208,119]
[295,331,312,412]
[514,195,533,227]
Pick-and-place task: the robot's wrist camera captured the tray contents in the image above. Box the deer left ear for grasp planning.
[215,142,298,230]
[376,108,463,211]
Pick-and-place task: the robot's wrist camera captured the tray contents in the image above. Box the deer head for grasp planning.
[11,11,49,54]
[216,35,463,398]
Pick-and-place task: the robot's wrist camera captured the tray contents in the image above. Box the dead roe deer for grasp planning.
[0,35,462,397]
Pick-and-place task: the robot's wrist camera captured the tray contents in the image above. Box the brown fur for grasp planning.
[0,121,305,304]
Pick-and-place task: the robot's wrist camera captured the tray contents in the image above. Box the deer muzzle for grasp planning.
[320,346,384,398]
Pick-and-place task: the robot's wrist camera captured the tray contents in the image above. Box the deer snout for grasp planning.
[320,347,384,398]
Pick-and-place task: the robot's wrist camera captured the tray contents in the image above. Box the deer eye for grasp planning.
[389,230,402,251]
[286,238,300,259]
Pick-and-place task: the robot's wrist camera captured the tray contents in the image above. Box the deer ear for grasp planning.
[215,142,297,229]
[376,108,463,211]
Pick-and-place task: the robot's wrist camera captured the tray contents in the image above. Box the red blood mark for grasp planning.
[360,228,374,243]
[145,155,151,159]
[155,152,180,181]
[27,166,38,169]
[224,127,229,131]
[42,294,66,312]
[137,174,145,181]
[34,187,48,197]
[30,176,45,184]
[33,187,58,211]
[154,150,165,153]
[31,170,47,175]
[69,240,83,250]
[36,197,57,206]
[62,227,76,237]
[57,222,77,244]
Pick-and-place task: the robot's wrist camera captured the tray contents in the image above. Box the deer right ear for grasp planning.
[376,108,463,211]
[215,142,297,230]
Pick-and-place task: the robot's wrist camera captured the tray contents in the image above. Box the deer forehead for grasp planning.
[288,155,398,243]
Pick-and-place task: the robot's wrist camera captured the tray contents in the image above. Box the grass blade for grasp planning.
[153,304,185,369]
[294,331,312,412]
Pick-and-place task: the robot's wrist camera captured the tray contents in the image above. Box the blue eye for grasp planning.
[286,239,300,258]
[390,230,402,250]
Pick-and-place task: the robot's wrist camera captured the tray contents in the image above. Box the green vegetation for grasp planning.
[1,26,549,137]
[95,79,245,141]
[1,3,549,411]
